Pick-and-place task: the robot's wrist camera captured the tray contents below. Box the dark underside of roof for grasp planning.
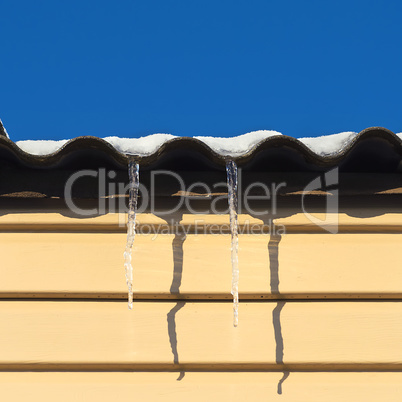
[1,127,402,210]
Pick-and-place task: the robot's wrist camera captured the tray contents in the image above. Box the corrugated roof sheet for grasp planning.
[0,120,8,139]
[1,127,402,173]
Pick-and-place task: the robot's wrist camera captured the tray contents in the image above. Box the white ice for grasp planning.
[123,161,139,310]
[226,160,239,327]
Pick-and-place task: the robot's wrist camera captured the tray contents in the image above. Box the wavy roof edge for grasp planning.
[1,127,402,168]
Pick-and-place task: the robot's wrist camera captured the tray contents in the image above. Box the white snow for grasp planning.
[0,119,10,139]
[105,130,282,157]
[299,131,357,156]
[195,130,282,157]
[16,139,69,155]
[14,131,284,157]
[104,134,176,156]
[14,130,387,157]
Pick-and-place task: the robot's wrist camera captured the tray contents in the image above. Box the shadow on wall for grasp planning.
[159,212,186,381]
[268,229,289,394]
[162,213,289,386]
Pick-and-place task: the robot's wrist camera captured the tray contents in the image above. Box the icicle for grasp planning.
[123,160,139,310]
[226,160,239,327]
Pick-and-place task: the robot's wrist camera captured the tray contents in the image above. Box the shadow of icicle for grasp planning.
[268,233,281,295]
[167,301,185,380]
[167,229,187,381]
[170,232,186,294]
[268,230,289,394]
[277,371,290,395]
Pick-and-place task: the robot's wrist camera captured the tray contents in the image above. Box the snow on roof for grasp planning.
[0,119,10,139]
[298,131,357,157]
[193,130,282,157]
[16,139,70,156]
[14,130,375,158]
[104,134,176,156]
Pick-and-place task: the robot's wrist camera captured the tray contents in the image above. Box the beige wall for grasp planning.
[1,210,402,400]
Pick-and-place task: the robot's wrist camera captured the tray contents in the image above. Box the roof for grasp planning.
[1,127,402,173]
[0,120,9,139]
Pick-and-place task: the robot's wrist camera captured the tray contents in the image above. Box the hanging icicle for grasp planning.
[226,160,239,327]
[123,160,140,310]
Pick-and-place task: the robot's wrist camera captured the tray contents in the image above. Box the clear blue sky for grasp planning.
[1,0,402,141]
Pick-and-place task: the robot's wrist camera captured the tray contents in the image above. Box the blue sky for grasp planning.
[1,0,402,141]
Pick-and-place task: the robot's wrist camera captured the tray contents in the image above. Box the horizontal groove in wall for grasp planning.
[2,294,402,301]
[2,227,402,234]
[2,363,402,372]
